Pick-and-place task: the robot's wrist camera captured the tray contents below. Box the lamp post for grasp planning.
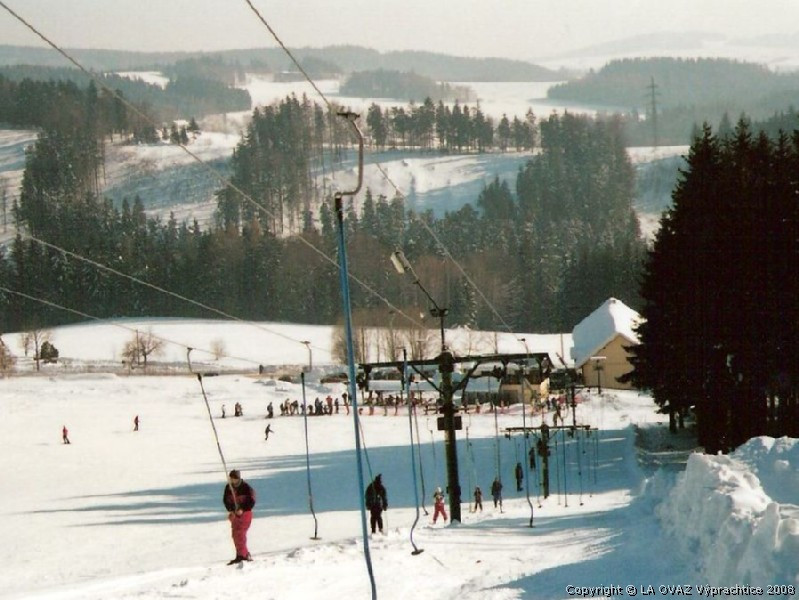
[591,356,606,394]
[390,249,461,522]
[301,340,312,373]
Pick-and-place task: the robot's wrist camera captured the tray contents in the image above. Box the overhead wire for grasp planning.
[0,0,426,337]
[240,0,528,349]
[0,284,260,367]
[242,0,332,112]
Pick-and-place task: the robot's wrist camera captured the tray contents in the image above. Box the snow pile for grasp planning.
[656,438,799,585]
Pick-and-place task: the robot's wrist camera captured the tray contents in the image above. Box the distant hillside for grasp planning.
[0,45,192,71]
[300,46,560,81]
[0,44,561,83]
[547,31,726,62]
[548,57,799,114]
[340,70,473,102]
[547,57,799,144]
[0,64,251,121]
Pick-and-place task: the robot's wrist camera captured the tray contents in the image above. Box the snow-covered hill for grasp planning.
[0,76,684,240]
[0,317,797,599]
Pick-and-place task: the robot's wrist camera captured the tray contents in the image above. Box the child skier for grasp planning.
[432,487,448,524]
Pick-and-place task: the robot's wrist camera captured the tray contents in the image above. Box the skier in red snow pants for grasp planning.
[222,469,256,564]
[432,487,448,523]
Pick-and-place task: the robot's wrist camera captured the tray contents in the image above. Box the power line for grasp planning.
[374,162,519,336]
[240,0,527,348]
[0,1,426,336]
[0,284,260,367]
[242,0,332,112]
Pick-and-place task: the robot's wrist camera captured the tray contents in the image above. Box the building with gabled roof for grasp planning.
[570,297,642,390]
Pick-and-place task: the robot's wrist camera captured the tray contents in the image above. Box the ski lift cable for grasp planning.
[464,425,474,512]
[553,429,561,505]
[425,417,440,485]
[0,2,426,339]
[243,0,343,206]
[519,373,535,526]
[403,351,424,555]
[22,232,325,352]
[357,416,374,480]
[300,372,321,540]
[239,0,524,345]
[0,285,259,367]
[188,365,239,512]
[334,176,378,600]
[491,377,502,480]
[412,402,429,515]
[243,0,332,111]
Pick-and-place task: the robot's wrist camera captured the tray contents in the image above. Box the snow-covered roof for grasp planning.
[570,297,642,368]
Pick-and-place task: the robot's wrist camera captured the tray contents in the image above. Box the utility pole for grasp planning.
[539,422,551,498]
[331,110,377,600]
[647,76,659,148]
[391,249,461,522]
[439,345,461,522]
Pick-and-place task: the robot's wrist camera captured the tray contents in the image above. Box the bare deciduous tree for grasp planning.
[20,328,52,372]
[121,329,163,371]
[331,321,362,365]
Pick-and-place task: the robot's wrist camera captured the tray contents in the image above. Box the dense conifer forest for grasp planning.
[0,82,645,336]
[0,65,251,123]
[627,119,799,452]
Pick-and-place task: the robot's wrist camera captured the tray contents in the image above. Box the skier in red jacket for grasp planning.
[222,469,256,564]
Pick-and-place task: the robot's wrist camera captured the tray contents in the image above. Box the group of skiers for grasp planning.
[220,403,242,418]
[216,462,531,566]
[277,394,350,417]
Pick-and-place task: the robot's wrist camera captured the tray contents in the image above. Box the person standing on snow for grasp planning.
[223,469,256,565]
[491,477,503,508]
[432,487,448,524]
[365,473,388,534]
[473,486,483,512]
[264,424,273,441]
[515,461,524,491]
[62,425,70,444]
[133,415,139,431]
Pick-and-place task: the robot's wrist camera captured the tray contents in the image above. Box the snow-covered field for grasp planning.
[0,319,797,599]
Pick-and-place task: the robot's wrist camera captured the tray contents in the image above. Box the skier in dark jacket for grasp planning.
[515,461,524,491]
[364,474,388,534]
[223,469,256,564]
[491,477,503,508]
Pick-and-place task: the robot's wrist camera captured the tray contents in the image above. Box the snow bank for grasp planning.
[656,437,799,585]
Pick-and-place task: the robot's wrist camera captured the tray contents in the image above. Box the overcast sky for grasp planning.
[1,0,799,62]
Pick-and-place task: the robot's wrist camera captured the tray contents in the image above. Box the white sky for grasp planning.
[1,0,799,61]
